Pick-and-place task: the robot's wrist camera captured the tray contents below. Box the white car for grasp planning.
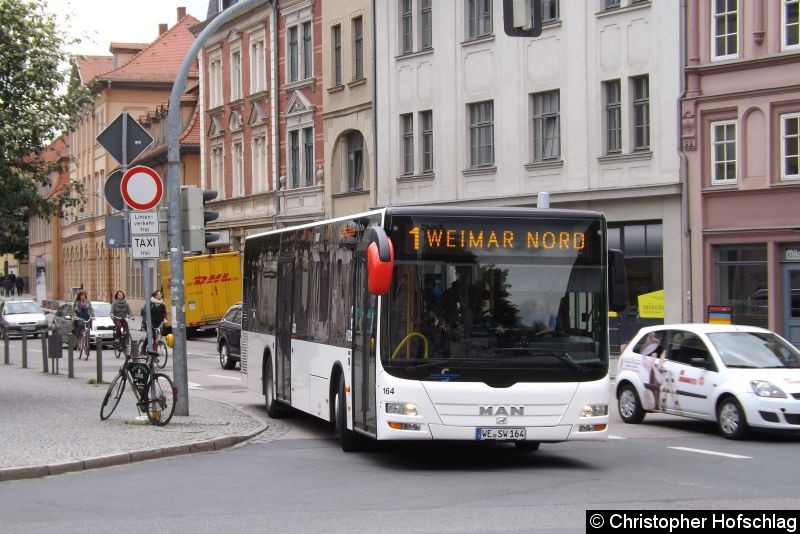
[615,323,800,439]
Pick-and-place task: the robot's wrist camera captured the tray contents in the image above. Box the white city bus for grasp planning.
[241,206,628,451]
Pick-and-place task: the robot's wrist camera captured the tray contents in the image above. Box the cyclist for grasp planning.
[111,290,132,346]
[72,290,95,346]
[143,289,167,352]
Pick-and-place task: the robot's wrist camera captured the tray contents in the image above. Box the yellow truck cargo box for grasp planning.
[160,252,242,330]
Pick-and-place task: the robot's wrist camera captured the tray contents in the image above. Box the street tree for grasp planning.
[0,0,89,258]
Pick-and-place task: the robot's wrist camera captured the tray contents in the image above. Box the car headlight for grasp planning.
[385,402,419,416]
[751,380,786,398]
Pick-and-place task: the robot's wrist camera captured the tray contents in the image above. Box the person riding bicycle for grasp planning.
[72,290,95,345]
[111,290,132,345]
[142,290,167,352]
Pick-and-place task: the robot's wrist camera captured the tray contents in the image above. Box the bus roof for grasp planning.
[245,206,606,242]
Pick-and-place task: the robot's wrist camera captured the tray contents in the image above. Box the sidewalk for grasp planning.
[0,356,268,482]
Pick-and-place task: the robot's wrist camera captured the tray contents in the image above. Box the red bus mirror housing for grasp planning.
[367,238,394,295]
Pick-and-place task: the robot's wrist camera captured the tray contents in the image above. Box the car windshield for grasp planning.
[92,303,112,317]
[708,331,800,368]
[4,302,43,315]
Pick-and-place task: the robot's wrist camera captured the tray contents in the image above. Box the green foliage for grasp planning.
[0,0,90,258]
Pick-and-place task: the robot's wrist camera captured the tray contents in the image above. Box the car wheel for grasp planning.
[219,341,236,370]
[717,396,749,440]
[618,384,646,424]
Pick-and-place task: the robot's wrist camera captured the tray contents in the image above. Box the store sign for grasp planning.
[638,290,665,319]
[785,249,800,262]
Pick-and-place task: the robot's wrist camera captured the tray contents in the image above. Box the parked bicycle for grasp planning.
[100,346,176,425]
[74,318,92,360]
[111,314,133,359]
[138,320,168,369]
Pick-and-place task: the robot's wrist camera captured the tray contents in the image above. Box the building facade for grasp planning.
[375,0,684,344]
[321,0,373,217]
[682,0,800,345]
[58,9,199,309]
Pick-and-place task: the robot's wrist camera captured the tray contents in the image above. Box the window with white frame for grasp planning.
[233,141,244,196]
[421,110,433,173]
[289,130,300,187]
[632,75,650,151]
[711,120,737,184]
[332,24,342,86]
[467,0,492,40]
[420,0,432,49]
[781,112,800,180]
[604,0,620,9]
[542,0,559,22]
[712,0,738,60]
[469,101,494,167]
[604,80,621,154]
[209,56,223,108]
[401,0,413,53]
[303,126,314,186]
[353,16,364,80]
[231,49,242,100]
[532,90,560,161]
[401,113,414,175]
[251,134,268,192]
[250,37,266,93]
[211,145,224,196]
[347,131,364,191]
[784,0,800,50]
[287,21,313,82]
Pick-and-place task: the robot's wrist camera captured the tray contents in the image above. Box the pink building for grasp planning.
[682,0,800,345]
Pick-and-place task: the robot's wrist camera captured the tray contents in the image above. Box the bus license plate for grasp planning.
[476,428,526,441]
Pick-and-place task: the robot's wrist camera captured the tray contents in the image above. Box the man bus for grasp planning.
[242,206,628,451]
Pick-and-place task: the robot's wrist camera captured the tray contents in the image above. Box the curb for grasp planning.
[0,411,270,483]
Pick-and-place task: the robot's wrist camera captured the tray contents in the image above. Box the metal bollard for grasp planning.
[67,334,74,378]
[41,332,48,373]
[96,341,103,384]
[3,333,8,365]
[21,331,27,369]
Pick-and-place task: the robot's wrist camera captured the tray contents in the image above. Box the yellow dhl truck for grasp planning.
[159,252,242,331]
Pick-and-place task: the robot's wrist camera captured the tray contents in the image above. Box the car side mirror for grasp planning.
[65,314,72,320]
[690,357,709,369]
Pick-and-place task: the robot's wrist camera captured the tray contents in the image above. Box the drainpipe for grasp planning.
[678,0,692,322]
[271,1,281,228]
[372,0,379,208]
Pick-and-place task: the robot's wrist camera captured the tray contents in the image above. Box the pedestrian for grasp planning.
[14,276,23,296]
[72,290,95,345]
[2,277,12,297]
[111,290,132,343]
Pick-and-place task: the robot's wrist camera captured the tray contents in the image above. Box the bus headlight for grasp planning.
[385,402,419,416]
[581,404,608,417]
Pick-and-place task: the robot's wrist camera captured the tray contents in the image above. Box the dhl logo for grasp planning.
[193,273,237,285]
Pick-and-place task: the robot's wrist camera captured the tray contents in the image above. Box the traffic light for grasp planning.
[181,185,220,252]
[503,0,542,37]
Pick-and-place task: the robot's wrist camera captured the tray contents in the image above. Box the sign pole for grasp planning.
[166,0,266,416]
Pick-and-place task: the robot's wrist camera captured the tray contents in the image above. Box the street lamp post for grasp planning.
[166,0,269,415]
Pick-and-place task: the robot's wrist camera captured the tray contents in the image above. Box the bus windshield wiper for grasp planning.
[474,348,584,372]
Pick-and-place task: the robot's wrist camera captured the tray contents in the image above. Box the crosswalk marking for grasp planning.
[188,381,204,390]
[608,435,626,440]
[208,374,241,381]
[668,446,752,459]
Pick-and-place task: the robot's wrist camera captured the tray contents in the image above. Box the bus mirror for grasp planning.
[608,249,628,313]
[367,239,394,296]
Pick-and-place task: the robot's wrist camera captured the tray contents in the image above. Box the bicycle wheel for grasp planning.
[100,372,126,420]
[78,335,90,360]
[145,373,176,426]
[122,333,132,358]
[155,340,168,369]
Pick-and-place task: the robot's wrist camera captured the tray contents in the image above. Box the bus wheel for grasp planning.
[264,357,287,418]
[334,376,361,452]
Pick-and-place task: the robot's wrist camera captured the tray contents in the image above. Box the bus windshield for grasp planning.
[382,215,607,383]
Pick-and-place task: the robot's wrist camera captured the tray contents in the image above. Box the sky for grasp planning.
[44,0,209,56]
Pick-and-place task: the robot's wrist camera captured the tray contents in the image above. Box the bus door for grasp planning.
[275,259,293,404]
[352,255,378,435]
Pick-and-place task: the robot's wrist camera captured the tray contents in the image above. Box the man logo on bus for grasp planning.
[193,273,234,285]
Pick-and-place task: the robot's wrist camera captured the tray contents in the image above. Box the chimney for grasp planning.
[177,7,186,21]
[159,23,168,35]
